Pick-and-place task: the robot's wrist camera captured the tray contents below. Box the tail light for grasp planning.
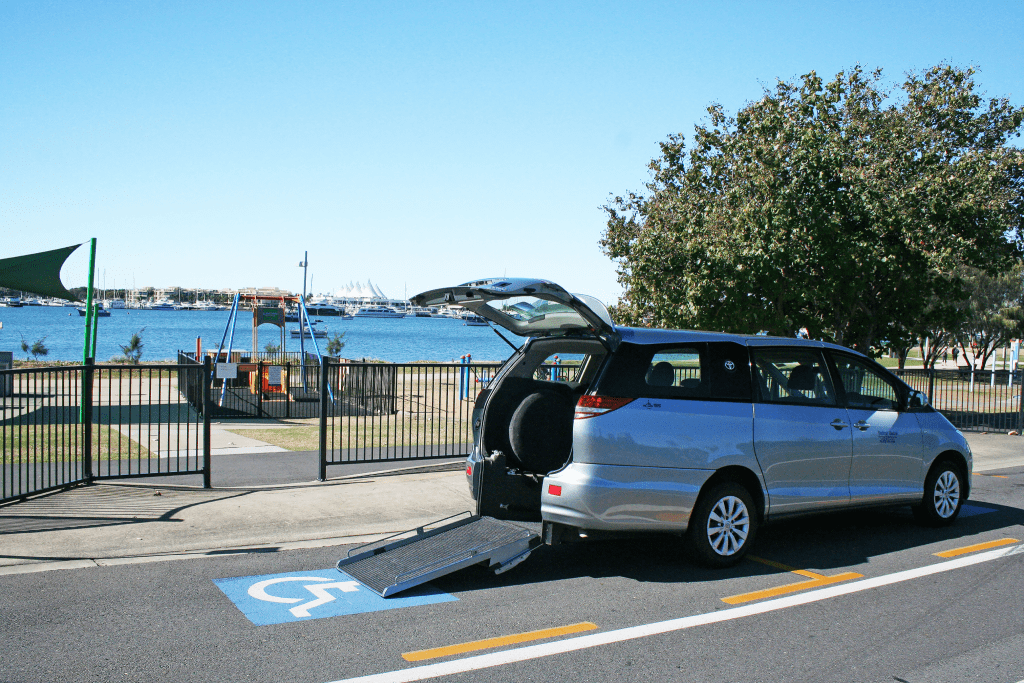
[574,395,634,419]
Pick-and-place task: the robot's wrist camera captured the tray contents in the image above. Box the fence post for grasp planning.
[202,356,212,488]
[1018,370,1023,435]
[927,368,935,405]
[285,361,291,419]
[82,358,94,483]
[257,360,264,417]
[318,359,330,481]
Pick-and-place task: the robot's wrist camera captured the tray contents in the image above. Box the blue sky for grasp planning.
[2,1,1022,305]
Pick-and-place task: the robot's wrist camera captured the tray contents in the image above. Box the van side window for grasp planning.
[832,354,900,411]
[706,341,752,401]
[646,348,705,397]
[534,353,586,384]
[751,348,837,406]
[592,342,711,400]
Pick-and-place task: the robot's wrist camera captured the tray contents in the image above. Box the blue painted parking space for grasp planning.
[958,503,998,518]
[213,569,458,626]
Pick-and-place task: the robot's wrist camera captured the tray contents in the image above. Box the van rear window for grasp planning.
[595,342,751,401]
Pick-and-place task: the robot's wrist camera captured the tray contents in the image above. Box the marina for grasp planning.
[0,305,518,363]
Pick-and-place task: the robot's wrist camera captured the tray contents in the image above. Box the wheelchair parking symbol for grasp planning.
[247,576,362,618]
[214,569,458,626]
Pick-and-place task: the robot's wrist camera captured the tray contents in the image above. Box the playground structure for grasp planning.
[209,293,332,403]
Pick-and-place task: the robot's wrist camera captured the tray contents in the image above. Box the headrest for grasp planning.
[647,361,675,387]
[788,365,818,391]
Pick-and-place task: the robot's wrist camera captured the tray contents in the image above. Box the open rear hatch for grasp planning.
[342,279,615,598]
[337,512,540,597]
[411,278,618,346]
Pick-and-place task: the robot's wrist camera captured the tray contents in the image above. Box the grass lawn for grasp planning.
[227,415,474,452]
[1,424,152,463]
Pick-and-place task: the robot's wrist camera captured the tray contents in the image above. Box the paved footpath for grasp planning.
[0,433,1019,577]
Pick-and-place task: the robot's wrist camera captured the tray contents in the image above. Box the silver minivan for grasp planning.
[412,278,973,567]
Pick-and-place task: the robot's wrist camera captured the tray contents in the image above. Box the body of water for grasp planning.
[0,307,520,363]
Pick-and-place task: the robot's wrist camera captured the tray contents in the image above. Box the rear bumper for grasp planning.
[465,449,484,501]
[540,463,714,533]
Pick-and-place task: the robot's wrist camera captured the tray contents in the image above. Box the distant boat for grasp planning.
[290,323,328,338]
[354,305,405,318]
[146,299,176,311]
[461,313,488,326]
[77,303,111,317]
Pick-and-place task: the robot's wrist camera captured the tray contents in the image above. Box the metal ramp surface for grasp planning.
[337,512,540,597]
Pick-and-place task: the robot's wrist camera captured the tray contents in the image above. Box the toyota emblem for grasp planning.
[724,360,736,371]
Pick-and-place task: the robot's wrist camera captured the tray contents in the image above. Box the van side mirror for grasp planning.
[907,390,929,410]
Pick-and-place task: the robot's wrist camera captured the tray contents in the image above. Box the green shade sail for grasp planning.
[0,244,83,301]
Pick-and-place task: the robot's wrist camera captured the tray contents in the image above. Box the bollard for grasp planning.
[458,355,467,400]
[459,354,472,400]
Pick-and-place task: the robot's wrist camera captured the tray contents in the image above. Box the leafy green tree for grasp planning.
[326,332,346,357]
[264,341,281,355]
[20,335,48,361]
[119,328,146,364]
[603,65,1024,355]
[954,264,1024,370]
[31,339,48,361]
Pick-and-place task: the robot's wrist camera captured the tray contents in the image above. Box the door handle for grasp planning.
[854,420,870,432]
[830,418,848,430]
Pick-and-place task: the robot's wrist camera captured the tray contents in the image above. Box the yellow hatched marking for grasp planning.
[974,472,1009,479]
[723,556,863,605]
[402,622,598,662]
[934,538,1019,558]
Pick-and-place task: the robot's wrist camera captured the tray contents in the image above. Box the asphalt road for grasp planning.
[2,465,1023,683]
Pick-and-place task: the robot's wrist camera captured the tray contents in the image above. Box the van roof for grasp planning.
[614,326,868,358]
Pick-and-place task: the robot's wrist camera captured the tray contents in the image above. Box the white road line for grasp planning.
[326,543,1024,683]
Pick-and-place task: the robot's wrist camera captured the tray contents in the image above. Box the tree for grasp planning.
[326,332,346,357]
[602,65,1024,355]
[954,264,1024,370]
[20,335,48,361]
[264,341,281,355]
[119,328,146,364]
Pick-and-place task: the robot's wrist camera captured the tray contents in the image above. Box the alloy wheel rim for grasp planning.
[933,470,960,518]
[707,495,750,556]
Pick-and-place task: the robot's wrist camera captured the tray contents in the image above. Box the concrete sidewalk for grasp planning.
[0,434,1020,576]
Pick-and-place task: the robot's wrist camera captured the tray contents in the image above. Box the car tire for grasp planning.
[507,390,574,474]
[687,482,757,568]
[913,459,965,527]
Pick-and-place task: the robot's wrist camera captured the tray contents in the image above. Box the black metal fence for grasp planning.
[5,357,1020,504]
[318,361,502,478]
[1,360,211,505]
[179,351,330,419]
[894,368,1024,433]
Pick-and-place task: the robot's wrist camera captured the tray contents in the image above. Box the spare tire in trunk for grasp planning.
[508,390,574,473]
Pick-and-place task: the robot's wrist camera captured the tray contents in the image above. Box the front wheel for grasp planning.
[913,460,965,527]
[687,482,758,568]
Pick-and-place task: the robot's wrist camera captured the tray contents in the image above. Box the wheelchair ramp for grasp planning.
[337,512,540,597]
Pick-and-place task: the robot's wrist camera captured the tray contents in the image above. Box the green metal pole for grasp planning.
[91,302,99,358]
[82,238,96,363]
[80,238,97,424]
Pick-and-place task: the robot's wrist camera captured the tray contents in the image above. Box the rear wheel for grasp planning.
[913,460,965,527]
[688,482,757,568]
